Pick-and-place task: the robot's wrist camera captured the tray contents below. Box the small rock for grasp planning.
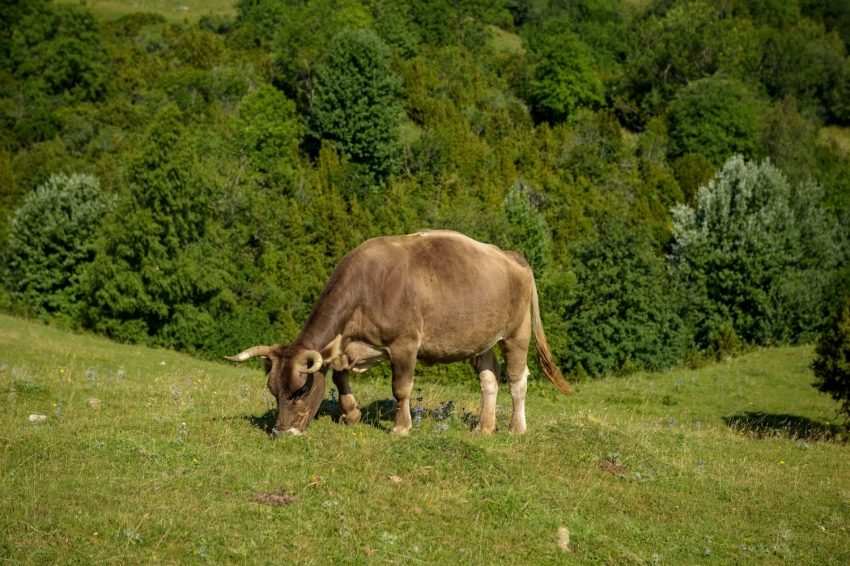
[389,475,403,484]
[28,414,47,423]
[558,527,572,553]
[88,398,101,410]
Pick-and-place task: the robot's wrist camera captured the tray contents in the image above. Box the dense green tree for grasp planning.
[9,3,109,104]
[6,173,114,321]
[668,77,765,166]
[812,296,850,417]
[82,104,232,350]
[562,218,688,377]
[308,28,403,179]
[669,155,840,346]
[236,84,301,187]
[527,29,604,123]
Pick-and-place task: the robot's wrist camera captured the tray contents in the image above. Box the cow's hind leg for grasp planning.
[332,369,361,425]
[500,337,530,435]
[472,348,500,435]
[389,349,417,435]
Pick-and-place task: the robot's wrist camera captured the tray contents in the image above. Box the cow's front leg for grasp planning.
[472,348,500,435]
[332,369,360,425]
[390,351,417,435]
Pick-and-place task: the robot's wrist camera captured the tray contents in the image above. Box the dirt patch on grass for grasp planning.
[249,489,299,507]
[598,460,628,475]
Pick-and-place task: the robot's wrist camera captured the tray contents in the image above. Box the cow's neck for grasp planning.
[294,273,354,351]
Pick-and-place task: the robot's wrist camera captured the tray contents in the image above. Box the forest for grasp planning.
[2,0,849,381]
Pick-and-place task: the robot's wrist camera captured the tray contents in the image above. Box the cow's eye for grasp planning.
[288,379,311,400]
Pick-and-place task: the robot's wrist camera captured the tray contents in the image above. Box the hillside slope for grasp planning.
[1,315,848,563]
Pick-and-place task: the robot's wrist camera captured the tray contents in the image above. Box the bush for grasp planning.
[5,173,114,321]
[812,297,850,417]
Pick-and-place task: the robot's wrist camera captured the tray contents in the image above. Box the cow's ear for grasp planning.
[321,334,344,370]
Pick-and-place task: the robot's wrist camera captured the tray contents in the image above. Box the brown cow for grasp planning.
[226,230,571,437]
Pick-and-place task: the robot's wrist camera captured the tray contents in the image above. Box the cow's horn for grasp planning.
[300,350,323,374]
[225,346,272,362]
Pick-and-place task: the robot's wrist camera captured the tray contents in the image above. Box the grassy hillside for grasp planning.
[1,314,848,564]
[54,0,236,22]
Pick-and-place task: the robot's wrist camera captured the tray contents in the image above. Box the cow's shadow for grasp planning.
[723,411,843,442]
[359,398,398,431]
[245,399,400,434]
[246,410,276,435]
[319,398,400,432]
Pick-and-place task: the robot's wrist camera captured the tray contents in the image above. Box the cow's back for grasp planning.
[346,231,534,361]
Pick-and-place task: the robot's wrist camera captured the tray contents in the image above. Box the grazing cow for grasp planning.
[226,230,571,437]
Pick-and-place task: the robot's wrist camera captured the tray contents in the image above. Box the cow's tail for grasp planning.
[531,279,573,395]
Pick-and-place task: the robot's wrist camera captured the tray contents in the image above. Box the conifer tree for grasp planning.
[308,28,403,179]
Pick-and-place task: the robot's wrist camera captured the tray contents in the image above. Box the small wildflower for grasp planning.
[668,418,676,427]
[699,459,706,467]
[780,461,785,465]
[696,421,702,431]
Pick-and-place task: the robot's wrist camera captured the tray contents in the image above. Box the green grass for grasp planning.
[55,0,236,23]
[1,314,848,564]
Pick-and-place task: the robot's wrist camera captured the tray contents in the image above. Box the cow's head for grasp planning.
[225,337,342,437]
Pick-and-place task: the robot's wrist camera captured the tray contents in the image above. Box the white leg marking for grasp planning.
[509,365,529,434]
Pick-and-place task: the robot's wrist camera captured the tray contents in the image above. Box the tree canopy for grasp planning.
[1,0,849,378]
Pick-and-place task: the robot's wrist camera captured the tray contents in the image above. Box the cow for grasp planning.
[225,230,572,437]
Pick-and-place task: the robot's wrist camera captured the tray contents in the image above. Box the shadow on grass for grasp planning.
[360,398,397,432]
[723,411,845,442]
[242,399,400,434]
[242,398,480,434]
[246,410,276,435]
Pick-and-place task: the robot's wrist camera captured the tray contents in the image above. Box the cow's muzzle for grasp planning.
[271,427,303,439]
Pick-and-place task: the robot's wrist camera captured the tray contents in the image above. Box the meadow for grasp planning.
[1,314,848,564]
[54,0,236,22]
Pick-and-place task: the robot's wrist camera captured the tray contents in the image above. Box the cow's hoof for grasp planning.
[342,409,361,425]
[472,423,495,436]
